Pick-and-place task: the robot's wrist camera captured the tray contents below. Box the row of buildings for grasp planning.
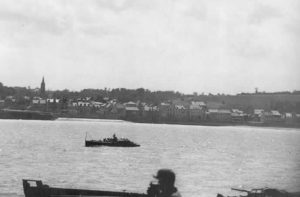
[1,78,299,125]
[2,94,300,125]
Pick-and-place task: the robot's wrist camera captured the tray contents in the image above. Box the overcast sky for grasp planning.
[0,0,299,94]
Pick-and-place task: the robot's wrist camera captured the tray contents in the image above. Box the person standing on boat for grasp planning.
[113,133,117,142]
[148,169,181,197]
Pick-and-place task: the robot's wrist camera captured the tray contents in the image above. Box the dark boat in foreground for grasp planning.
[217,188,300,197]
[85,134,140,147]
[22,179,300,197]
[23,179,148,197]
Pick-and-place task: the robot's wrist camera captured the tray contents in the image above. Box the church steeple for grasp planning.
[40,76,45,96]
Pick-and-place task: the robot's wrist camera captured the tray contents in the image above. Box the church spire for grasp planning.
[40,76,45,96]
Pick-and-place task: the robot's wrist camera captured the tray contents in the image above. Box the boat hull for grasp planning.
[23,179,147,197]
[85,140,140,147]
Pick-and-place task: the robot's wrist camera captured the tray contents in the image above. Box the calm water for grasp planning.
[0,119,300,197]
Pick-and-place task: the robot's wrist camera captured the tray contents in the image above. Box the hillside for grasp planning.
[196,94,300,113]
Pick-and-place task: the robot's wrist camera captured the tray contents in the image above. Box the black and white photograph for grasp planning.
[0,0,300,197]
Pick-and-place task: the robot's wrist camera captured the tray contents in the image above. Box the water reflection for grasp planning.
[0,119,300,197]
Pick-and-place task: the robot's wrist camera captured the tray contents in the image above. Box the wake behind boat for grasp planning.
[85,133,140,147]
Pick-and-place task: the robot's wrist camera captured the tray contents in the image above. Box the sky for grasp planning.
[0,0,299,94]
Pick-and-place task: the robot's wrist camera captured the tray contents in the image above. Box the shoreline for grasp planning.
[135,120,300,129]
[54,113,300,129]
[1,109,299,129]
[0,115,299,129]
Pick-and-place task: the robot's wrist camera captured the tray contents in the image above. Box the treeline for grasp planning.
[52,88,183,105]
[239,90,300,95]
[0,82,183,105]
[0,82,16,96]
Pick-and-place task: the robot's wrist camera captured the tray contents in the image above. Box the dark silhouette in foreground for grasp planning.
[22,169,180,197]
[22,170,300,197]
[148,169,181,197]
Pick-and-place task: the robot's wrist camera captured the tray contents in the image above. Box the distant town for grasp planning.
[1,78,300,128]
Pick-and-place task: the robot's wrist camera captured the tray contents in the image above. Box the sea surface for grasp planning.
[0,118,300,197]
